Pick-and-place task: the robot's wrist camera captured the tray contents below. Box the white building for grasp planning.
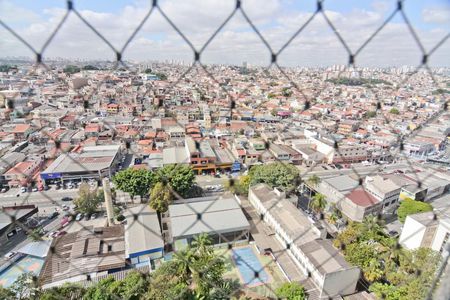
[399,211,450,257]
[249,184,360,299]
[364,175,401,213]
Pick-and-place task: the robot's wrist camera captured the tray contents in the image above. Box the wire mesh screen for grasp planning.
[0,0,449,299]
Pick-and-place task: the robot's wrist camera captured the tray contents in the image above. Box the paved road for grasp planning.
[0,188,79,212]
[195,175,228,187]
[0,216,62,266]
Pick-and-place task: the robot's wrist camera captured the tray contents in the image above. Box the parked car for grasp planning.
[62,205,69,211]
[0,188,7,193]
[56,231,67,237]
[47,211,59,220]
[388,230,399,237]
[61,197,73,202]
[84,214,91,221]
[90,213,97,220]
[20,187,28,193]
[4,252,17,260]
[75,213,84,221]
[32,187,38,192]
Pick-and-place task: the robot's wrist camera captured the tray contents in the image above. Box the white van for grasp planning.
[4,251,17,260]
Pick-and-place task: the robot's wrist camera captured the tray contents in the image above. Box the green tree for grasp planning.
[63,65,81,74]
[326,212,339,225]
[397,198,433,223]
[73,183,104,214]
[113,168,156,199]
[156,164,195,198]
[146,261,190,300]
[28,228,43,242]
[365,111,377,118]
[310,193,326,214]
[306,174,321,188]
[0,286,15,300]
[155,72,167,80]
[9,273,41,300]
[369,283,405,300]
[40,283,86,300]
[275,282,306,300]
[172,234,227,298]
[281,87,293,97]
[389,107,400,115]
[82,65,99,71]
[83,276,116,300]
[144,68,152,74]
[249,162,299,193]
[333,221,361,248]
[149,182,173,213]
[226,175,250,195]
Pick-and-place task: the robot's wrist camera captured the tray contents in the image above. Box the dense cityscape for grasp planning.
[0,58,448,300]
[1,0,450,299]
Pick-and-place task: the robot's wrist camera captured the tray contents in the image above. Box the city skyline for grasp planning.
[1,0,449,67]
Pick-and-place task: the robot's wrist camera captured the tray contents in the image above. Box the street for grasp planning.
[0,187,79,213]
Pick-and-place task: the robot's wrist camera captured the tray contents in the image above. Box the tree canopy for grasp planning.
[334,217,441,300]
[63,65,81,74]
[149,182,173,213]
[248,162,300,193]
[113,168,156,199]
[73,183,104,214]
[275,282,306,300]
[397,198,433,223]
[225,175,250,195]
[155,164,195,198]
[3,235,237,299]
[389,107,400,115]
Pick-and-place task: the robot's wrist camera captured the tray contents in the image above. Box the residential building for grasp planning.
[249,184,360,299]
[399,211,450,256]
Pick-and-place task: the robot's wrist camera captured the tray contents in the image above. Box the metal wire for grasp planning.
[0,0,449,299]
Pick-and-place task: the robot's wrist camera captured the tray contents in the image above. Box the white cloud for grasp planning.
[0,0,449,67]
[422,7,450,24]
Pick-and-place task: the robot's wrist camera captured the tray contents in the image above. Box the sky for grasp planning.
[0,0,449,67]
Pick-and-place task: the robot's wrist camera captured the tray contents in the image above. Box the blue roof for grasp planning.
[18,240,51,258]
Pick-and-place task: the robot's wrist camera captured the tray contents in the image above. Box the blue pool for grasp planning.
[0,255,44,288]
[232,247,269,287]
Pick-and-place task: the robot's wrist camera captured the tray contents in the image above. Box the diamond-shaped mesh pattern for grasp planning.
[0,0,449,299]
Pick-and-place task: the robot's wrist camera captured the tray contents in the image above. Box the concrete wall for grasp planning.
[322,267,360,299]
[432,220,450,254]
[399,217,426,250]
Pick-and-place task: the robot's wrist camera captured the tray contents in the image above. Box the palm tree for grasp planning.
[326,212,339,225]
[307,175,321,188]
[310,193,327,214]
[191,233,212,256]
[28,228,43,242]
[362,215,385,236]
[173,248,195,283]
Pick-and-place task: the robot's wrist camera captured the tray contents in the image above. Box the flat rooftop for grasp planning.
[0,207,36,232]
[162,147,189,165]
[124,205,164,258]
[169,197,250,239]
[324,175,359,193]
[250,184,320,245]
[42,145,120,174]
